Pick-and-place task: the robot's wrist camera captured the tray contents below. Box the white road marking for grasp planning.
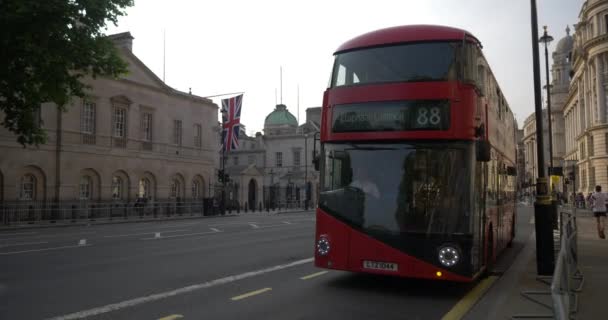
[0,244,90,255]
[0,231,95,241]
[48,257,314,320]
[0,241,48,248]
[282,221,293,225]
[129,222,200,231]
[141,230,221,240]
[210,228,221,232]
[208,221,256,227]
[78,239,87,246]
[0,231,37,237]
[257,224,293,229]
[103,229,189,238]
[249,223,259,229]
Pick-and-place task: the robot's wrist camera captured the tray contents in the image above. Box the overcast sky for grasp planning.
[106,0,581,134]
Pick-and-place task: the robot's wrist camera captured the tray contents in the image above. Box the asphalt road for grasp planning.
[0,207,534,320]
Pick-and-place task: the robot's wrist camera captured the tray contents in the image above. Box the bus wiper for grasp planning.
[345,145,397,151]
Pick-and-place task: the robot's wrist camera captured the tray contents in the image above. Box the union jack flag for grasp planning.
[221,94,243,152]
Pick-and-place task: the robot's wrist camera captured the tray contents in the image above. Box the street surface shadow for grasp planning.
[325,272,475,298]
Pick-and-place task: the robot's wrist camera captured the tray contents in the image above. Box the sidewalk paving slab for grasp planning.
[464,206,607,320]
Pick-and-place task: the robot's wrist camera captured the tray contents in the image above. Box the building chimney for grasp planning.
[108,32,134,52]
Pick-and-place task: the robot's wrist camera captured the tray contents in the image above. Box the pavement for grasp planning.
[464,204,607,320]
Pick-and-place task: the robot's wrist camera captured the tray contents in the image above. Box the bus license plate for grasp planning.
[363,260,398,271]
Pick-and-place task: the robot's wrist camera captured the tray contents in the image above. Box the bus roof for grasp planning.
[335,25,480,54]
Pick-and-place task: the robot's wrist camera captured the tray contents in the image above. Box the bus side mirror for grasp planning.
[476,140,491,162]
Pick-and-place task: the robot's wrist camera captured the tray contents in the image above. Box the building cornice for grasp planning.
[582,0,608,17]
[583,33,608,53]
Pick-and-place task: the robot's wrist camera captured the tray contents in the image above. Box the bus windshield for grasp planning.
[331,42,460,87]
[319,142,473,235]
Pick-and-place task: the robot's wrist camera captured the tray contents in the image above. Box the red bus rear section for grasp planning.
[314,25,517,282]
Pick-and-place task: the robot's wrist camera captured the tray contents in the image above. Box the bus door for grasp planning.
[497,160,506,249]
[473,159,486,273]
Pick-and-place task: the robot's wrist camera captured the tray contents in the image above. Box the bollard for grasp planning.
[71,205,77,222]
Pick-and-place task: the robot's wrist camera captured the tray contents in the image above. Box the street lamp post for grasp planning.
[304,133,308,210]
[530,0,555,276]
[539,26,554,179]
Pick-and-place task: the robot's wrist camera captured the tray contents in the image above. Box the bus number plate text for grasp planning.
[363,260,398,272]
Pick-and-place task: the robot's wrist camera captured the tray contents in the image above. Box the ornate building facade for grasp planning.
[0,32,218,219]
[222,105,320,210]
[564,0,608,193]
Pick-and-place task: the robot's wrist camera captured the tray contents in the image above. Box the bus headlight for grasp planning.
[438,245,460,267]
[317,236,330,256]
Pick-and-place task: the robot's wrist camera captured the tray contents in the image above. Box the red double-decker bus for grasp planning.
[314,25,517,282]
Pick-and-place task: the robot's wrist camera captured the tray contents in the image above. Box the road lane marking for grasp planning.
[141,230,221,240]
[78,239,87,246]
[0,231,37,237]
[249,223,259,229]
[0,231,95,241]
[0,241,48,248]
[130,222,199,231]
[0,244,91,255]
[158,314,183,320]
[282,221,293,225]
[104,229,189,238]
[210,228,221,232]
[300,271,328,280]
[440,276,499,320]
[208,221,257,226]
[48,257,313,320]
[230,287,272,301]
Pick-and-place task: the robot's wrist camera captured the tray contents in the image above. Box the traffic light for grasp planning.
[218,170,225,183]
[224,173,230,183]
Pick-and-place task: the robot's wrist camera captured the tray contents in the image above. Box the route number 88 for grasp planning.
[416,107,441,126]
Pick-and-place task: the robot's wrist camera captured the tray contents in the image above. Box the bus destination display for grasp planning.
[331,100,450,132]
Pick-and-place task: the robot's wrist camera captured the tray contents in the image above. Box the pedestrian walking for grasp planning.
[590,185,607,239]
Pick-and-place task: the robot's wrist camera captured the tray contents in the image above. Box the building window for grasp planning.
[276,152,283,167]
[590,167,596,188]
[79,176,92,200]
[81,101,96,134]
[192,180,202,199]
[293,150,301,167]
[142,113,152,141]
[248,155,255,165]
[138,178,150,199]
[233,156,238,166]
[20,174,36,200]
[605,15,608,35]
[170,179,182,198]
[113,107,127,138]
[112,176,123,200]
[173,120,183,146]
[194,124,202,148]
[589,135,595,156]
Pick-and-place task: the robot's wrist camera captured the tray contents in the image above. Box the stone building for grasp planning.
[222,105,320,210]
[0,32,218,220]
[563,0,608,193]
[522,24,575,194]
[522,109,550,191]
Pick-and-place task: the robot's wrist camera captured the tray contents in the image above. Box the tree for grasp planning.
[0,0,134,145]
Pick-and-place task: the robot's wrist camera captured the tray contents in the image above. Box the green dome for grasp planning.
[264,104,298,127]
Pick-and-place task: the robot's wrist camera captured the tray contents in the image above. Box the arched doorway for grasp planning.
[248,179,257,210]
